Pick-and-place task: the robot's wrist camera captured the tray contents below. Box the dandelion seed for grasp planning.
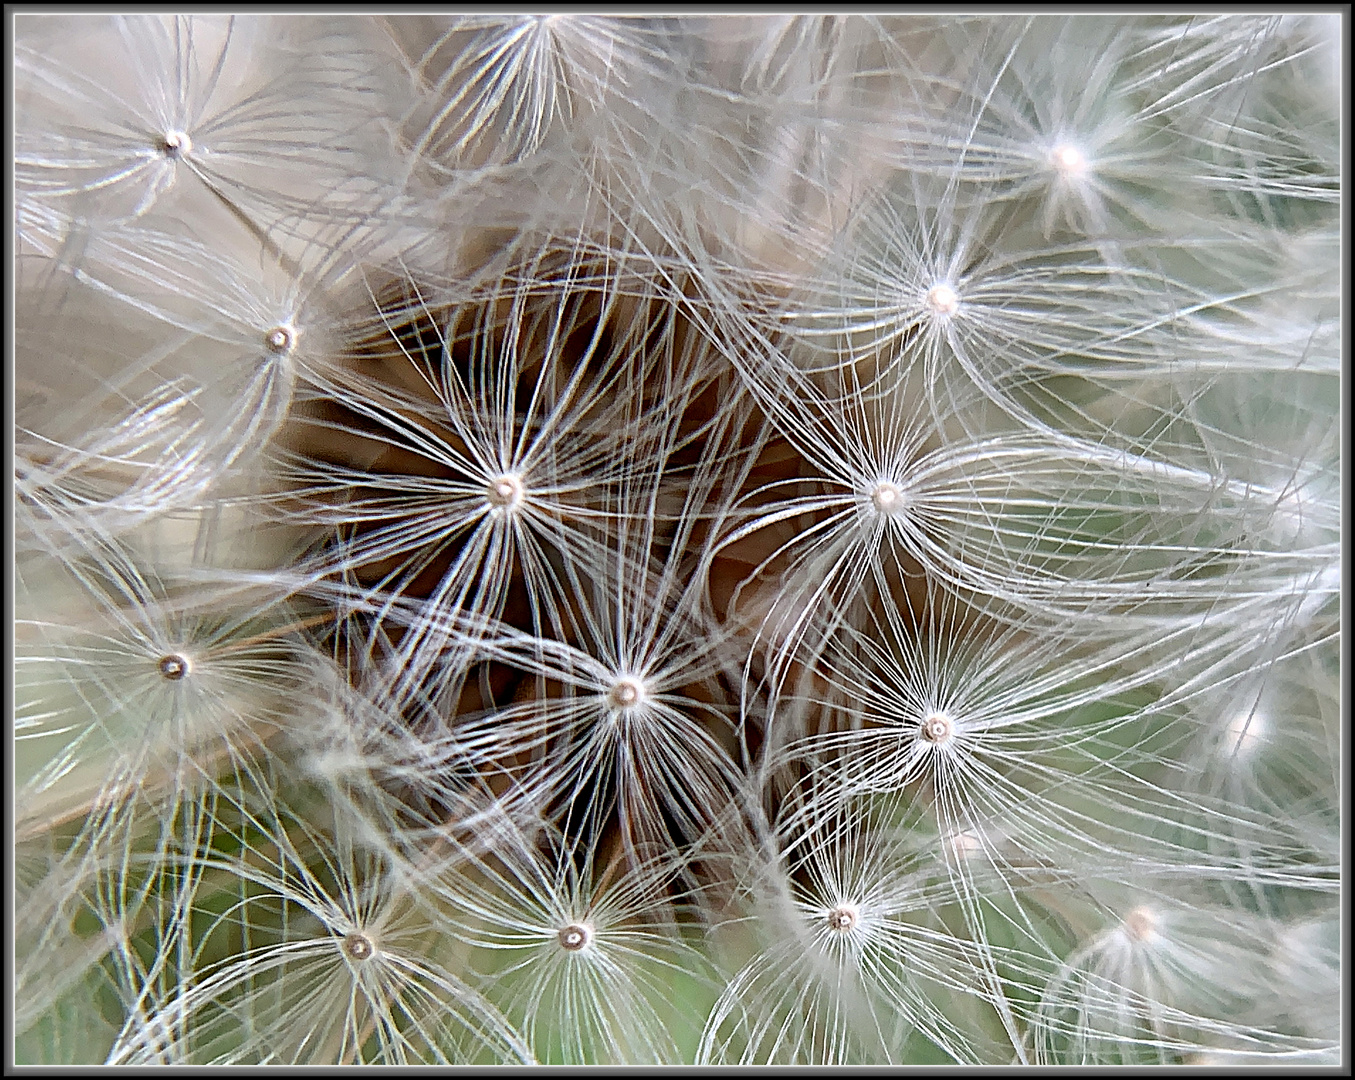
[1121,905,1158,944]
[558,922,592,951]
[342,931,375,960]
[485,473,525,510]
[698,792,1007,1065]
[438,822,710,1064]
[159,130,191,158]
[156,653,190,681]
[869,480,906,515]
[14,220,357,536]
[17,14,406,228]
[714,352,941,678]
[1025,888,1308,1064]
[104,782,532,1065]
[924,282,960,318]
[264,324,296,355]
[459,570,743,856]
[606,676,647,712]
[399,15,575,173]
[826,904,858,933]
[429,414,749,856]
[15,518,305,843]
[1049,143,1088,178]
[286,240,702,692]
[918,711,953,746]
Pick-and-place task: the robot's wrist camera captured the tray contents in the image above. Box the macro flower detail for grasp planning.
[13,12,1341,1067]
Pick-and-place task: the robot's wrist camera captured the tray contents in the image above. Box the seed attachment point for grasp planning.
[160,130,192,158]
[919,712,953,745]
[558,923,591,951]
[870,481,905,515]
[924,283,960,317]
[1122,906,1158,944]
[158,654,190,680]
[607,676,647,711]
[826,905,858,933]
[486,474,524,510]
[264,325,296,355]
[1051,143,1088,178]
[343,932,374,960]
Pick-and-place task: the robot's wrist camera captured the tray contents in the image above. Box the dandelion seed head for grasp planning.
[157,653,190,681]
[607,676,648,711]
[486,473,525,510]
[1121,905,1159,944]
[924,282,960,318]
[342,931,375,960]
[13,14,1338,1067]
[558,922,592,952]
[918,711,953,745]
[826,904,858,933]
[159,130,191,158]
